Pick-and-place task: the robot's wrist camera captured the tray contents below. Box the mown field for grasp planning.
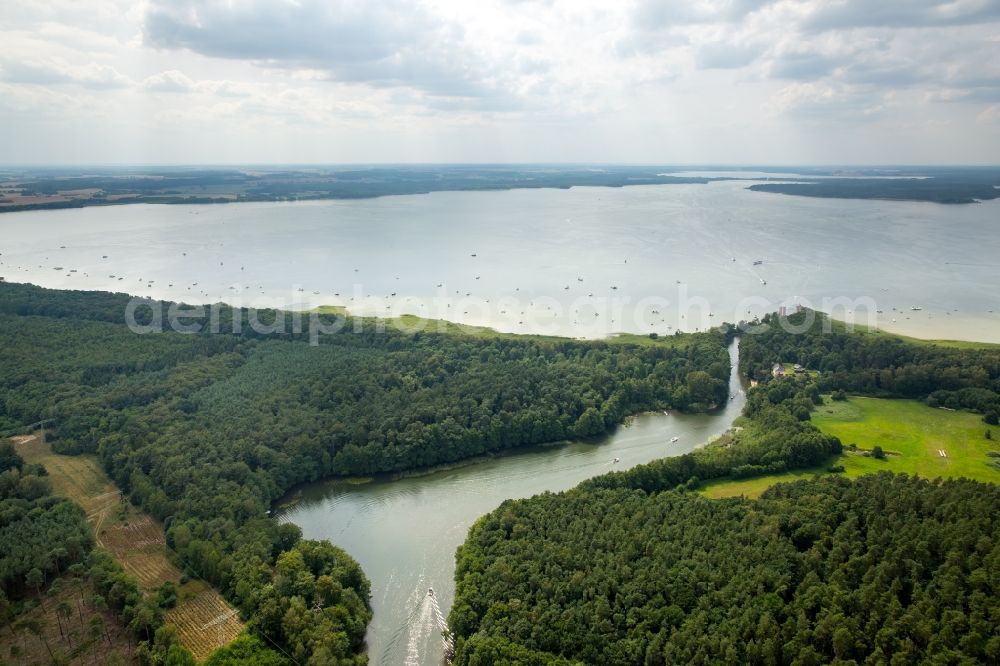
[12,436,243,661]
[701,396,1000,499]
[814,397,1000,480]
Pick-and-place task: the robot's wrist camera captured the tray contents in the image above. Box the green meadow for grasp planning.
[312,305,699,346]
[702,395,1000,499]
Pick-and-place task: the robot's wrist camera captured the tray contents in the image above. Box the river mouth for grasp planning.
[274,339,745,665]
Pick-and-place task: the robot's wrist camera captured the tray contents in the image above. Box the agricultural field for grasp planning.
[98,511,175,590]
[701,396,1000,499]
[11,435,243,661]
[164,581,244,661]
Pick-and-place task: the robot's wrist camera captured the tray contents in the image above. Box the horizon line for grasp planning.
[2,162,999,169]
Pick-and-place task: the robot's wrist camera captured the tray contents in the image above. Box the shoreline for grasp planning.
[826,312,1000,348]
[270,347,747,515]
[270,405,739,514]
[0,175,723,215]
[273,430,636,514]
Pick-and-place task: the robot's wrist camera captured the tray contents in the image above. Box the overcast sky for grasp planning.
[1,0,999,164]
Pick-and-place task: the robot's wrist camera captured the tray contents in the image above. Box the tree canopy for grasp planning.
[452,474,1000,665]
[0,281,729,663]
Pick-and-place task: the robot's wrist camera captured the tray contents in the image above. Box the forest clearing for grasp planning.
[12,435,243,661]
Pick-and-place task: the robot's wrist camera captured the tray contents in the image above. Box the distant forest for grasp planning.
[0,165,718,212]
[747,167,1000,204]
[1,165,997,211]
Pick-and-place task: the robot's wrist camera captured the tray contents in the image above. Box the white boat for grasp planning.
[613,457,620,464]
[911,306,923,311]
[671,436,679,443]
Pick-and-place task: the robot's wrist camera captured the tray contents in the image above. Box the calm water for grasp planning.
[2,179,999,341]
[275,340,745,666]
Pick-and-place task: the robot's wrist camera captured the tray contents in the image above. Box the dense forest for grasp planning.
[0,441,93,598]
[0,281,729,662]
[740,311,1000,421]
[451,474,1000,665]
[449,309,1000,664]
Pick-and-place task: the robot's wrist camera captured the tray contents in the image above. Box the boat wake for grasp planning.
[383,579,455,666]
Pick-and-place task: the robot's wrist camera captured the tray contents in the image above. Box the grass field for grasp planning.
[311,304,701,346]
[12,435,243,661]
[701,396,1000,499]
[813,397,1000,481]
[700,468,827,499]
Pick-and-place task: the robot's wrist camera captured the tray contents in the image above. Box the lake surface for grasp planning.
[275,339,746,666]
[2,179,1000,341]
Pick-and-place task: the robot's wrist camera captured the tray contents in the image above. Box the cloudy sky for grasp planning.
[2,0,999,164]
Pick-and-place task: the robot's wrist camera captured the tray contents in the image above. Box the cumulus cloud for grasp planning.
[802,0,1000,31]
[695,42,765,69]
[633,0,771,28]
[768,80,892,122]
[767,51,839,80]
[0,58,131,89]
[977,104,1000,123]
[142,69,195,93]
[0,0,998,162]
[142,0,497,99]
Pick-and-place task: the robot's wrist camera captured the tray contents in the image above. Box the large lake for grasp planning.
[2,179,999,341]
[3,178,1000,664]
